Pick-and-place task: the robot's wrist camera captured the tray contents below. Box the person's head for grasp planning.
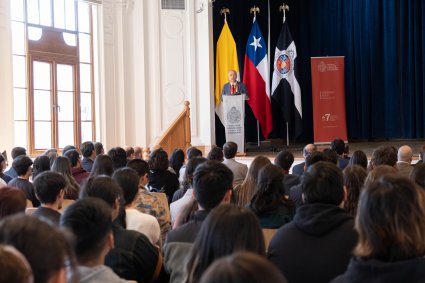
[302,144,317,158]
[133,146,142,159]
[62,145,76,156]
[80,176,122,211]
[186,204,265,283]
[0,187,26,219]
[302,161,344,205]
[89,154,114,177]
[240,156,271,196]
[228,70,237,83]
[304,151,326,169]
[199,252,288,283]
[112,168,139,206]
[193,160,233,210]
[397,145,413,164]
[124,146,135,161]
[33,172,66,206]
[343,165,367,216]
[250,164,288,214]
[182,157,208,193]
[12,155,33,177]
[274,150,294,171]
[107,147,127,170]
[348,150,368,170]
[148,148,169,171]
[60,198,113,265]
[331,138,345,155]
[11,147,27,160]
[64,149,80,168]
[370,146,397,168]
[127,158,150,186]
[0,214,73,283]
[0,245,33,283]
[187,147,203,160]
[410,162,425,189]
[80,141,95,159]
[364,165,398,187]
[323,149,338,165]
[32,155,51,179]
[355,175,425,261]
[207,146,224,162]
[43,149,58,167]
[51,156,73,176]
[169,148,185,172]
[223,142,238,159]
[94,142,104,156]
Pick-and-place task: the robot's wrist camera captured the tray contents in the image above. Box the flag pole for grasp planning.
[220,7,230,22]
[257,121,261,147]
[286,122,290,146]
[250,5,261,148]
[280,3,290,147]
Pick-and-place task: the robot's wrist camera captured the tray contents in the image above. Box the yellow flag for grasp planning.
[215,21,239,107]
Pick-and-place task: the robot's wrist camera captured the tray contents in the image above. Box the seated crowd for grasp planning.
[0,139,425,283]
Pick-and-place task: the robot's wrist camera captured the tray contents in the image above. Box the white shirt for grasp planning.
[125,208,161,244]
[170,188,193,225]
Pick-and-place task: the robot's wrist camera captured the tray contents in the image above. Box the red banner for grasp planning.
[311,57,347,143]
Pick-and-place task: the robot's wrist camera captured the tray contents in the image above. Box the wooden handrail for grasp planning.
[152,101,191,157]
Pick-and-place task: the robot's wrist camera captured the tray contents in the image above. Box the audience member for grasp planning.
[80,176,168,283]
[370,145,397,170]
[364,165,397,187]
[51,156,80,200]
[348,150,368,170]
[124,146,135,161]
[81,141,96,172]
[9,156,39,207]
[0,214,74,283]
[331,138,349,169]
[0,154,11,184]
[32,155,50,179]
[127,158,171,244]
[89,154,114,177]
[94,142,104,156]
[62,145,76,155]
[184,204,265,283]
[43,148,58,167]
[0,187,26,219]
[178,147,203,183]
[343,165,367,217]
[331,176,425,283]
[248,164,294,229]
[0,245,33,283]
[113,168,160,244]
[61,198,127,283]
[169,148,184,178]
[206,146,224,162]
[147,148,179,202]
[323,148,339,165]
[274,150,300,193]
[108,147,127,171]
[268,162,358,283]
[292,143,316,176]
[4,146,26,179]
[200,252,288,283]
[32,171,65,226]
[64,149,90,185]
[222,141,248,187]
[396,145,414,177]
[410,162,425,189]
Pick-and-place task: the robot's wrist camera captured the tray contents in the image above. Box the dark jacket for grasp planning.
[81,157,94,173]
[166,210,209,244]
[331,257,425,283]
[288,183,303,207]
[0,172,12,184]
[291,162,304,176]
[9,178,40,207]
[147,170,179,202]
[32,207,61,226]
[105,224,169,283]
[268,203,358,283]
[283,174,300,195]
[249,203,295,229]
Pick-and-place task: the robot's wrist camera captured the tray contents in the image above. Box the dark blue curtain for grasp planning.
[213,0,425,144]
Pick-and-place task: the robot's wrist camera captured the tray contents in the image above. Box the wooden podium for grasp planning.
[222,94,246,153]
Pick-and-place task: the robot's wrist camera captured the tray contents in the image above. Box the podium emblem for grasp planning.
[227,106,241,124]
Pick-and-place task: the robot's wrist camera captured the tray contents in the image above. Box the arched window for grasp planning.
[10,0,98,155]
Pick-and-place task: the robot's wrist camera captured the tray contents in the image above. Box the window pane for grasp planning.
[33,61,51,90]
[81,121,92,142]
[57,91,74,121]
[33,90,51,120]
[39,0,52,26]
[11,21,25,55]
[28,26,43,41]
[79,63,91,92]
[79,33,91,63]
[54,0,65,29]
[65,0,76,31]
[78,2,90,33]
[13,55,26,88]
[34,121,52,149]
[27,0,40,24]
[80,92,92,120]
[58,122,74,148]
[11,0,24,21]
[14,121,28,148]
[14,88,27,120]
[57,64,74,91]
[63,32,77,46]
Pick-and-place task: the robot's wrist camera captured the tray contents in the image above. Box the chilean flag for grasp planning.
[243,18,273,139]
